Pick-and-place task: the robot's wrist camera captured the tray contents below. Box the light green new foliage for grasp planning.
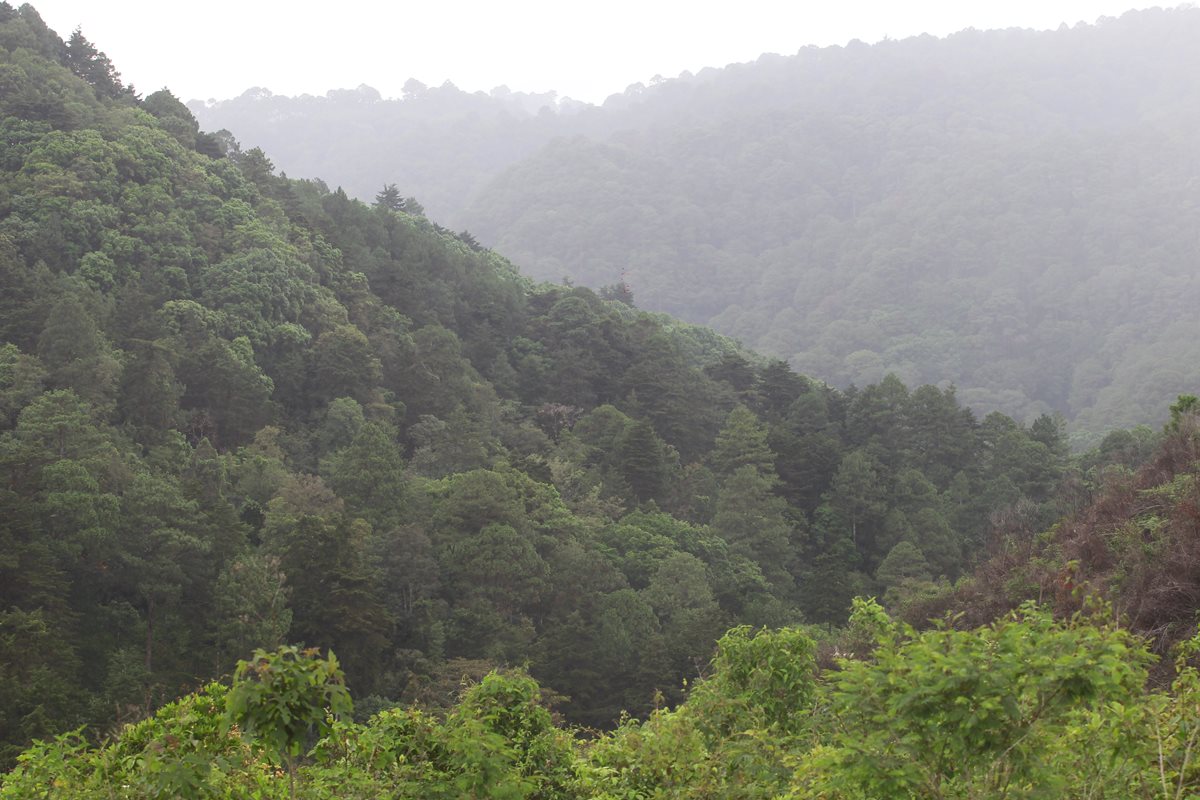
[13,612,1200,799]
[1148,633,1200,797]
[224,645,352,799]
[688,625,817,739]
[583,708,712,800]
[793,599,1155,799]
[586,625,819,800]
[447,671,579,799]
[685,625,819,799]
[0,684,281,800]
[304,669,579,800]
[1009,628,1200,799]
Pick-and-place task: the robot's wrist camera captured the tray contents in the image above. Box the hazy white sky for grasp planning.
[33,1,1164,104]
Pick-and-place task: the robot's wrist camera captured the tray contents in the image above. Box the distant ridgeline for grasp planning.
[0,0,1197,790]
[193,7,1200,441]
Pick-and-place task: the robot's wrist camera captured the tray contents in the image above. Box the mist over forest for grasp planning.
[5,2,1200,797]
[193,7,1200,442]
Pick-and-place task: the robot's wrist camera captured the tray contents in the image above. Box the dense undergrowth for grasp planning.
[8,598,1200,798]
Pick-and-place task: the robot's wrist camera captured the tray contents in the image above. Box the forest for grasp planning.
[193,7,1200,441]
[3,2,1200,797]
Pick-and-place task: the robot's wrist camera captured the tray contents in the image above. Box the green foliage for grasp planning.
[795,602,1154,798]
[225,646,352,760]
[1,684,278,800]
[65,27,135,101]
[585,624,819,800]
[13,608,1200,799]
[710,405,775,480]
[212,553,292,669]
[711,465,795,595]
[691,625,817,738]
[1167,394,1199,432]
[4,4,1192,777]
[225,645,351,799]
[585,708,712,799]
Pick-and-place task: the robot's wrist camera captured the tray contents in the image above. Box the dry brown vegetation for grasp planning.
[908,416,1200,669]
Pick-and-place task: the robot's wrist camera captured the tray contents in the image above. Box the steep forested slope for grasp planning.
[194,8,1200,438]
[0,3,1093,767]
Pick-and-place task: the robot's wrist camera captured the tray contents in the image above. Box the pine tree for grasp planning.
[374,183,405,212]
[65,28,134,99]
[710,405,776,480]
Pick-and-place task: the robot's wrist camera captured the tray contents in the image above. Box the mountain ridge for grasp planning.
[192,7,1200,440]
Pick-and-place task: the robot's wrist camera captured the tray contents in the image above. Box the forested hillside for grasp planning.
[10,4,1200,797]
[193,8,1200,439]
[0,2,1116,771]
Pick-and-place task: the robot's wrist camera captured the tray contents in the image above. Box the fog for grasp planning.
[37,0,1161,104]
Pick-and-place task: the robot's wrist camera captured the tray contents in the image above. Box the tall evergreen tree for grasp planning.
[710,405,776,480]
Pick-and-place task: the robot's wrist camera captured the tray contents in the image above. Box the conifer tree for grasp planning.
[710,405,776,480]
